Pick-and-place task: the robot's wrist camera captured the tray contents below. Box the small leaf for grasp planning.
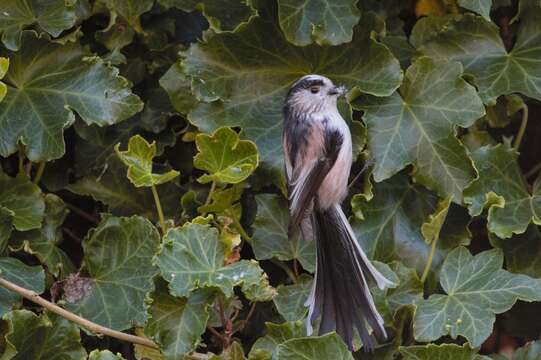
[65,215,160,330]
[0,0,77,50]
[273,274,312,321]
[102,0,154,33]
[413,247,541,347]
[0,171,44,231]
[88,350,126,360]
[457,0,492,20]
[251,194,315,272]
[400,343,490,360]
[249,321,306,360]
[145,280,212,360]
[1,310,86,360]
[0,258,44,316]
[115,134,180,187]
[0,31,143,161]
[155,222,276,302]
[421,196,452,244]
[277,0,361,46]
[275,332,354,360]
[210,342,247,360]
[353,56,485,202]
[194,127,259,184]
[0,57,7,102]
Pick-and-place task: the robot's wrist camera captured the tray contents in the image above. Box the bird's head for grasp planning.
[284,74,346,115]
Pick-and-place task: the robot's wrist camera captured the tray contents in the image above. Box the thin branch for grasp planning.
[0,277,159,349]
[65,203,100,224]
[151,184,166,234]
[33,162,46,184]
[232,302,256,335]
[513,104,528,151]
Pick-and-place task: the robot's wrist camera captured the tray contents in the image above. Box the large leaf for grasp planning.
[155,222,276,302]
[277,0,361,46]
[145,280,212,360]
[0,0,76,50]
[413,247,541,347]
[11,194,75,278]
[0,257,44,316]
[182,9,401,174]
[353,56,485,202]
[400,343,489,360]
[418,10,541,104]
[65,215,160,330]
[194,127,258,184]
[275,333,354,360]
[0,172,44,231]
[0,31,143,161]
[463,144,541,238]
[1,310,86,360]
[251,194,315,272]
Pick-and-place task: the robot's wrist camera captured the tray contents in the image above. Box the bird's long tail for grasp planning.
[305,204,393,351]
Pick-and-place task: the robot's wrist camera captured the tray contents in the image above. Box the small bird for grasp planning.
[282,74,393,351]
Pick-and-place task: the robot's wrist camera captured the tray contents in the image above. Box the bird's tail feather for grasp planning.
[305,204,393,351]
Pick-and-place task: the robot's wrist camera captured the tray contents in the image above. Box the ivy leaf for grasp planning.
[463,143,541,238]
[418,11,541,104]
[273,274,312,321]
[210,342,247,360]
[89,350,126,360]
[115,134,180,187]
[351,171,470,277]
[249,321,306,360]
[0,258,44,316]
[384,262,423,314]
[275,333,354,360]
[182,10,401,174]
[277,0,361,46]
[145,280,212,360]
[155,222,276,302]
[413,247,541,347]
[0,0,77,50]
[353,56,485,202]
[0,57,8,102]
[11,194,75,278]
[193,127,259,184]
[251,194,315,272]
[400,343,490,360]
[421,196,452,245]
[0,31,143,161]
[65,215,160,330]
[102,0,154,33]
[157,0,256,32]
[160,62,197,115]
[0,171,44,231]
[457,0,492,20]
[1,310,86,360]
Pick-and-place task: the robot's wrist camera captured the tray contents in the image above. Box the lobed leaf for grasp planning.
[400,343,490,360]
[0,171,44,231]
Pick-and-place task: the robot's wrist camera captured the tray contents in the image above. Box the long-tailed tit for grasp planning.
[282,74,393,351]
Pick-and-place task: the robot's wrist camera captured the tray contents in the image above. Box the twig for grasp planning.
[293,259,300,278]
[271,259,297,283]
[525,161,541,179]
[0,277,159,349]
[65,203,100,224]
[204,181,216,207]
[232,302,256,335]
[33,162,46,184]
[513,104,528,151]
[421,235,439,283]
[151,184,166,234]
[206,324,226,343]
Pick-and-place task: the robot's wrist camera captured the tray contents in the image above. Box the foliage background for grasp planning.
[0,0,540,359]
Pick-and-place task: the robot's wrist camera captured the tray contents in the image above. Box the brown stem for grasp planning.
[65,203,100,224]
[232,302,256,335]
[216,296,231,348]
[293,259,300,278]
[0,277,158,349]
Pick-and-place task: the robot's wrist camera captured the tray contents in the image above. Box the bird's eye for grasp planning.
[310,86,320,94]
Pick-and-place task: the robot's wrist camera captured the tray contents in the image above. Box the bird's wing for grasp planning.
[284,123,343,234]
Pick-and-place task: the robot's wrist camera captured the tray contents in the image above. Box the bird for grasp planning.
[282,74,393,351]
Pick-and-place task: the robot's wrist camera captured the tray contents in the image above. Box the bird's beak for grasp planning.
[329,85,347,97]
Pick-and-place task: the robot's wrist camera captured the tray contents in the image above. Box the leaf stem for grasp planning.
[0,276,159,349]
[151,184,166,234]
[421,236,439,283]
[232,302,256,335]
[513,104,528,151]
[525,161,541,179]
[65,203,100,224]
[17,145,24,175]
[33,162,45,184]
[204,181,216,207]
[271,259,297,283]
[232,220,251,241]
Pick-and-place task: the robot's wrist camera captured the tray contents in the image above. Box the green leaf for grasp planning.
[249,321,306,360]
[351,171,470,277]
[0,0,77,50]
[11,194,75,278]
[353,56,485,202]
[413,247,541,347]
[156,0,257,32]
[182,10,401,174]
[145,280,212,360]
[421,196,452,245]
[1,310,86,360]
[418,10,541,104]
[400,343,489,360]
[194,127,259,184]
[115,134,180,187]
[0,172,44,231]
[273,274,312,321]
[210,342,247,360]
[463,143,541,238]
[0,57,8,102]
[511,341,541,360]
[275,333,354,360]
[88,350,126,360]
[277,0,361,46]
[0,258,44,316]
[0,31,143,161]
[155,222,276,302]
[160,62,197,115]
[65,215,160,330]
[385,262,423,314]
[102,0,154,33]
[457,0,492,20]
[251,194,315,272]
